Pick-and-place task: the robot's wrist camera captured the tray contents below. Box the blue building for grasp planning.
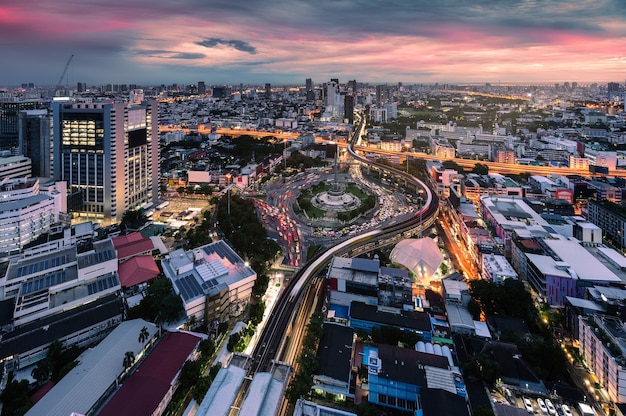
[363,343,466,415]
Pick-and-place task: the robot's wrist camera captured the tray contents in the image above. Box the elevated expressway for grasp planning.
[245,115,440,385]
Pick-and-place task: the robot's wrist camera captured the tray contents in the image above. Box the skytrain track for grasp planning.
[247,113,440,378]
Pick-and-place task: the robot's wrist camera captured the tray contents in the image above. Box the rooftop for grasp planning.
[350,301,432,333]
[98,330,202,416]
[25,319,157,416]
[316,323,354,382]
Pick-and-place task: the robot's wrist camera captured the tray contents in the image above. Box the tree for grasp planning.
[123,351,135,370]
[472,162,489,175]
[0,379,32,416]
[31,360,50,384]
[138,326,150,344]
[442,160,464,173]
[249,301,265,326]
[179,360,202,390]
[192,375,213,402]
[120,209,148,232]
[462,353,501,387]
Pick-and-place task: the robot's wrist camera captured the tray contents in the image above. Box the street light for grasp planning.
[283,139,288,170]
[404,142,411,187]
[225,173,232,215]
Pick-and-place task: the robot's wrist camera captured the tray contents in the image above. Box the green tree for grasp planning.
[31,360,50,384]
[123,351,135,370]
[249,301,265,326]
[179,360,202,390]
[462,353,501,387]
[138,326,150,344]
[442,160,464,173]
[472,162,489,175]
[0,378,32,416]
[192,376,213,402]
[120,209,148,232]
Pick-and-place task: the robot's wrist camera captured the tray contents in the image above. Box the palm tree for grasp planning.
[138,326,149,344]
[31,360,50,384]
[123,351,135,370]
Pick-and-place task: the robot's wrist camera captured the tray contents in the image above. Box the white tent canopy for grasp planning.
[390,238,443,283]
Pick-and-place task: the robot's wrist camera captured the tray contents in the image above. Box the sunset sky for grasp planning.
[1,0,625,86]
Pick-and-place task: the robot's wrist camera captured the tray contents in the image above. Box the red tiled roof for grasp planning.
[116,239,155,260]
[98,331,201,416]
[112,232,144,248]
[118,256,160,287]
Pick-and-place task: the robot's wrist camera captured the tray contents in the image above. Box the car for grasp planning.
[537,398,548,414]
[545,399,557,415]
[561,405,573,416]
[523,397,534,413]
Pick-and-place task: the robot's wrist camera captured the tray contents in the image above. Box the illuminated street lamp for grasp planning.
[225,173,232,215]
[404,142,411,187]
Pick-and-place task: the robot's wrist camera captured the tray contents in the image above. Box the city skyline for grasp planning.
[1,0,625,87]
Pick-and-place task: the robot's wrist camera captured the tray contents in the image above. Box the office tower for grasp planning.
[18,109,53,177]
[376,85,383,105]
[0,99,46,151]
[348,80,357,94]
[325,80,339,107]
[52,100,159,224]
[264,83,271,99]
[212,86,230,99]
[198,81,206,95]
[330,78,339,85]
[608,82,620,100]
[306,78,312,92]
[344,95,355,124]
[77,82,87,93]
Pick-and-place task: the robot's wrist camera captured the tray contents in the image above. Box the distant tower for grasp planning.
[76,82,87,93]
[348,80,357,94]
[306,78,312,91]
[0,100,46,151]
[18,109,53,177]
[344,95,354,124]
[376,85,383,105]
[198,81,206,95]
[264,83,271,99]
[608,82,620,100]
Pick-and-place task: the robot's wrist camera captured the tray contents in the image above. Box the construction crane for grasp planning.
[55,54,74,91]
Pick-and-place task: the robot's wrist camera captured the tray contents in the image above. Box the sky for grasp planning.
[1,0,625,87]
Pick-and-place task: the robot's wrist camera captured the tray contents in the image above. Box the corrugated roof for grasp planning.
[98,331,201,416]
[25,319,157,416]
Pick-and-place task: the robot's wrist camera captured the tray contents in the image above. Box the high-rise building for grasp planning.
[198,81,206,95]
[52,100,159,224]
[344,95,355,124]
[18,109,53,177]
[305,78,312,92]
[0,99,46,151]
[608,82,620,100]
[264,83,271,99]
[348,80,357,94]
[77,82,87,93]
[212,86,230,99]
[376,85,384,105]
